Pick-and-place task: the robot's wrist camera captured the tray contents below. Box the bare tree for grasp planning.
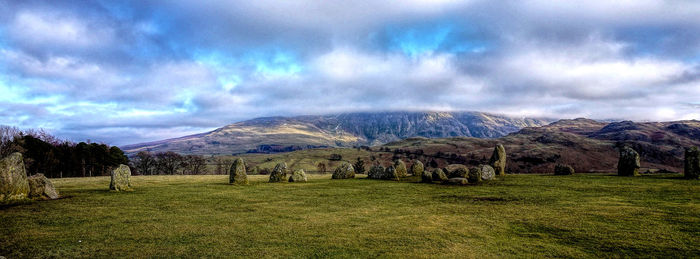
[317,162,327,174]
[182,155,207,174]
[214,157,232,175]
[0,125,23,158]
[133,151,156,175]
[155,152,182,175]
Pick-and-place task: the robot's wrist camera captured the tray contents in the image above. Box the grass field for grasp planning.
[1,173,699,258]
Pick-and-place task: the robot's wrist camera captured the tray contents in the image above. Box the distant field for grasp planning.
[1,174,699,257]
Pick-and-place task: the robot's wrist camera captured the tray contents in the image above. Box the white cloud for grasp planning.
[9,11,114,49]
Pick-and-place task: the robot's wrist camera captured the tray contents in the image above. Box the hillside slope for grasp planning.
[121,111,551,155]
[378,118,700,174]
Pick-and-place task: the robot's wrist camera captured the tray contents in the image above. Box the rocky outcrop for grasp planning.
[269,162,288,182]
[27,174,59,200]
[0,153,29,202]
[229,158,248,185]
[618,147,641,176]
[110,164,132,191]
[489,144,506,175]
[332,163,355,179]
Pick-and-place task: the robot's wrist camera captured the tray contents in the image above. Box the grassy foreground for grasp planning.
[1,174,699,258]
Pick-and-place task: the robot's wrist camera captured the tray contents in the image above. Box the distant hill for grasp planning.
[380,118,700,174]
[121,111,551,155]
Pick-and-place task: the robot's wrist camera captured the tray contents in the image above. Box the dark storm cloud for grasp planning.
[1,0,699,145]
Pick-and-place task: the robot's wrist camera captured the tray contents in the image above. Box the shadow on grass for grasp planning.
[509,221,691,257]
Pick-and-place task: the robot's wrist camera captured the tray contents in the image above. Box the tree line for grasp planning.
[131,151,207,175]
[0,126,129,178]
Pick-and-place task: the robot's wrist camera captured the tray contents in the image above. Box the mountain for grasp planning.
[121,111,552,155]
[380,118,700,174]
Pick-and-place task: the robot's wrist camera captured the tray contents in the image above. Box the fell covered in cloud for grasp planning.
[0,0,699,145]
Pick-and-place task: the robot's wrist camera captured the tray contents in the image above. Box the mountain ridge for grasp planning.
[121,111,553,155]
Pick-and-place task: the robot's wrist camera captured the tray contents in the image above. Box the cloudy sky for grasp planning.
[1,0,700,145]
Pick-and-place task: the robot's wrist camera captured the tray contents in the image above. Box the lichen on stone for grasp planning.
[269,162,288,182]
[110,164,133,192]
[0,153,30,202]
[229,158,248,185]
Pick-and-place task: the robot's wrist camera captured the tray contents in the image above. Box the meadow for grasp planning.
[1,173,699,258]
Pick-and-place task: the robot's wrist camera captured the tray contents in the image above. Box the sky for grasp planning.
[1,0,699,146]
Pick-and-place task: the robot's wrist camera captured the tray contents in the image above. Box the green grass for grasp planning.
[1,174,699,258]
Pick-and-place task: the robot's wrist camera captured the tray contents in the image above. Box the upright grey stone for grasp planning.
[0,153,29,201]
[448,165,468,178]
[110,164,132,191]
[269,162,288,182]
[489,144,507,176]
[432,168,448,182]
[229,158,248,185]
[394,160,408,178]
[367,165,385,179]
[28,173,59,200]
[410,160,424,176]
[479,164,495,181]
[468,167,482,183]
[685,147,700,180]
[332,163,355,179]
[384,165,399,181]
[618,146,640,176]
[289,169,307,182]
[420,167,433,183]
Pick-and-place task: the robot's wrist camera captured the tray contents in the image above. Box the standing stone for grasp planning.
[554,164,575,175]
[289,169,307,182]
[269,162,288,182]
[410,160,424,176]
[394,160,408,178]
[384,165,399,181]
[479,164,495,181]
[229,158,248,185]
[110,164,132,191]
[367,165,385,179]
[0,153,30,202]
[420,167,433,183]
[489,144,507,176]
[332,163,355,179]
[448,165,468,178]
[432,168,448,182]
[27,174,59,200]
[618,146,641,176]
[685,147,700,180]
[468,167,482,183]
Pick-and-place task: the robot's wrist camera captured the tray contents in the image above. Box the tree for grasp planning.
[183,155,207,174]
[214,157,232,175]
[329,154,342,161]
[133,151,156,175]
[0,125,23,158]
[317,162,327,174]
[155,152,182,175]
[353,157,366,174]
